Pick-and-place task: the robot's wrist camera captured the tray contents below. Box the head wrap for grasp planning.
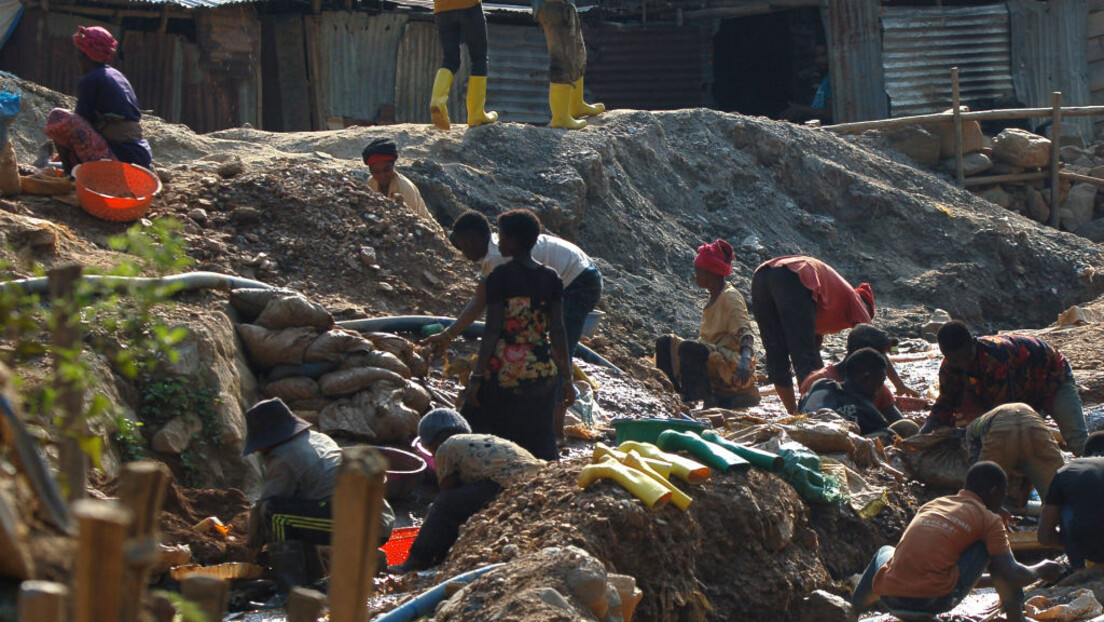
[694,239,734,277]
[855,282,875,317]
[73,26,117,64]
[418,408,471,448]
[362,137,399,167]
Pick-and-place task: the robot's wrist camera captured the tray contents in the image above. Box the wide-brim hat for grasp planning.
[242,397,311,456]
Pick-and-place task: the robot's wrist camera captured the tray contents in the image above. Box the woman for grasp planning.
[45,26,152,174]
[656,239,760,408]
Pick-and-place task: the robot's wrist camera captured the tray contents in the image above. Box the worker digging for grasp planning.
[3,19,1104,622]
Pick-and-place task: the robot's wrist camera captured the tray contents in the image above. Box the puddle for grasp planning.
[860,587,999,621]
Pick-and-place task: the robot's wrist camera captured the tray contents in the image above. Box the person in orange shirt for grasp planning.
[852,462,1062,621]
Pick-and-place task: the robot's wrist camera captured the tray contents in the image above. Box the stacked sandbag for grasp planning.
[231,289,432,444]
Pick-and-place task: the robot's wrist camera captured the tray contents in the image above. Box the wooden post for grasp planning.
[288,587,328,622]
[1049,91,1063,228]
[73,500,132,622]
[951,67,965,187]
[328,446,387,622]
[49,264,87,503]
[117,461,171,622]
[18,581,69,622]
[180,575,229,622]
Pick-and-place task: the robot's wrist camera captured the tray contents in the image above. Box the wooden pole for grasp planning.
[1049,92,1063,228]
[951,67,965,187]
[822,104,1104,133]
[73,500,132,622]
[49,264,86,503]
[328,446,388,622]
[117,461,171,622]
[962,171,1049,186]
[18,581,69,622]
[288,587,328,622]
[180,575,229,622]
[1058,170,1104,187]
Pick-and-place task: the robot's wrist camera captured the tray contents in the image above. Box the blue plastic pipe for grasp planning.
[371,563,505,622]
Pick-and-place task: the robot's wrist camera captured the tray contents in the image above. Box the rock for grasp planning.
[1059,183,1096,231]
[1059,145,1087,164]
[1075,217,1104,242]
[1090,165,1104,179]
[566,564,611,618]
[187,208,208,223]
[1026,187,1051,224]
[933,114,984,159]
[922,308,953,341]
[378,282,394,293]
[1045,122,1085,148]
[976,185,1012,209]
[359,246,377,265]
[152,414,203,454]
[155,167,174,183]
[536,587,575,612]
[501,543,520,559]
[800,590,857,622]
[943,152,992,176]
[217,157,245,179]
[992,128,1051,168]
[990,161,1026,176]
[883,125,941,166]
[230,206,262,224]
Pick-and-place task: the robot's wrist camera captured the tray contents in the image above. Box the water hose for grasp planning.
[700,430,784,473]
[656,430,750,474]
[336,315,623,373]
[0,271,273,296]
[372,563,504,622]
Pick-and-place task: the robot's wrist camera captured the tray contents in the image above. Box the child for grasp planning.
[458,209,573,460]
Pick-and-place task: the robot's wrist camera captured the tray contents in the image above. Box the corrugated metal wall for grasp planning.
[1090,0,1104,136]
[882,5,1015,117]
[584,26,708,111]
[316,11,408,124]
[820,0,886,122]
[1009,0,1093,139]
[394,20,471,124]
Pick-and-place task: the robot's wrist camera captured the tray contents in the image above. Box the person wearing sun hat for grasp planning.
[362,137,435,223]
[44,25,152,174]
[655,239,759,408]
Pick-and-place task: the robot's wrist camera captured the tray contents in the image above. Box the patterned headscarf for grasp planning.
[73,26,117,64]
[694,239,734,277]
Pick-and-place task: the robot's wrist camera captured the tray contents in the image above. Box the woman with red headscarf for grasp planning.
[44,26,152,174]
[655,239,759,408]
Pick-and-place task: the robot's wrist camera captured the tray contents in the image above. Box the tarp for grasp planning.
[0,0,22,50]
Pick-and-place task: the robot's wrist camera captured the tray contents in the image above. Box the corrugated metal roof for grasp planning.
[584,26,707,110]
[823,0,887,122]
[882,5,1014,117]
[385,0,531,14]
[126,0,256,9]
[317,11,408,122]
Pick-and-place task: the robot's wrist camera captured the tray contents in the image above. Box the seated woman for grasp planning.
[45,26,152,174]
[655,239,759,408]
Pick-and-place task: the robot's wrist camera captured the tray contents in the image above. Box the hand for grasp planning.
[895,383,921,399]
[390,192,406,204]
[736,356,753,386]
[1035,560,1066,583]
[560,377,576,407]
[457,376,483,408]
[999,508,1015,531]
[420,331,452,358]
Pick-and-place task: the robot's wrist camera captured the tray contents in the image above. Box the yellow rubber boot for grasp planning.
[549,82,586,130]
[592,443,673,479]
[578,458,672,509]
[570,77,605,118]
[622,451,692,510]
[617,441,711,484]
[466,75,498,127]
[430,68,453,130]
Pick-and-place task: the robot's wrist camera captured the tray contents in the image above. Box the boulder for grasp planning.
[976,185,1013,209]
[152,414,203,454]
[1075,217,1104,242]
[1044,122,1085,148]
[990,161,1026,176]
[992,129,1051,169]
[800,590,857,622]
[922,308,953,342]
[882,126,941,167]
[943,152,992,176]
[1090,165,1104,179]
[1059,183,1097,232]
[933,114,984,159]
[1026,187,1051,224]
[1059,145,1087,164]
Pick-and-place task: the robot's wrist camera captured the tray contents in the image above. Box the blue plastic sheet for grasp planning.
[0,89,19,119]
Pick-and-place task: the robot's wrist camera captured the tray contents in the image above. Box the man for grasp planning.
[922,321,1087,455]
[751,255,876,414]
[967,403,1065,509]
[779,43,832,124]
[533,0,604,129]
[1038,431,1104,570]
[853,462,1063,621]
[361,138,433,222]
[798,348,899,435]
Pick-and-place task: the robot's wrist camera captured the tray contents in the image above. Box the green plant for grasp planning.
[111,415,146,463]
[139,374,222,486]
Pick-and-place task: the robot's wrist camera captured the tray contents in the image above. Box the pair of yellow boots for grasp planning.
[578,442,710,511]
[429,68,604,130]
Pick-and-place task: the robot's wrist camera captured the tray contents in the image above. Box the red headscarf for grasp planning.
[855,282,875,317]
[73,26,117,64]
[694,239,734,277]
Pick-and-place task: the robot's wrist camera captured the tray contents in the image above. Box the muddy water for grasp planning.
[860,587,999,621]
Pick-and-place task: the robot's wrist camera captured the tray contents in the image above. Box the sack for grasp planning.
[304,329,373,363]
[402,382,431,414]
[317,386,420,443]
[20,173,74,195]
[318,366,405,397]
[365,332,426,377]
[236,324,317,369]
[896,429,970,489]
[0,140,20,197]
[255,293,333,331]
[349,350,410,378]
[264,376,322,402]
[228,287,298,321]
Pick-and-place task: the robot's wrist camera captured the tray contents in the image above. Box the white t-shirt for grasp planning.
[482,233,592,287]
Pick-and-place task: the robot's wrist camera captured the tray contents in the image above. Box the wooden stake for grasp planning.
[18,581,69,622]
[328,446,388,622]
[49,264,87,503]
[822,104,1104,133]
[952,67,965,188]
[1058,170,1104,187]
[117,461,171,622]
[288,587,328,622]
[1049,92,1063,228]
[962,171,1048,186]
[73,500,132,622]
[180,575,229,622]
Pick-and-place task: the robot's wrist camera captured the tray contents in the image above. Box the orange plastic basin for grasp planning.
[382,526,420,565]
[72,160,162,222]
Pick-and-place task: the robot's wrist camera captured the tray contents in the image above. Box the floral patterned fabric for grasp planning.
[44,108,115,166]
[485,260,563,388]
[931,335,1074,426]
[434,433,543,487]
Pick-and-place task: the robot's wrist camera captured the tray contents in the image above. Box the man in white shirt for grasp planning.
[362,137,434,222]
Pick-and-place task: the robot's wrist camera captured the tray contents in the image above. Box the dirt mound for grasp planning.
[158,482,253,565]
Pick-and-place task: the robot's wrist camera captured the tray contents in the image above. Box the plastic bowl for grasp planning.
[382,526,420,565]
[72,161,162,222]
[411,436,435,471]
[373,446,427,500]
[611,417,708,445]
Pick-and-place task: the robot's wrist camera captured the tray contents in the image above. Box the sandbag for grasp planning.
[318,394,374,439]
[264,376,322,402]
[786,419,856,455]
[255,293,334,331]
[0,140,19,197]
[369,385,421,443]
[402,381,432,414]
[365,332,415,363]
[896,429,969,490]
[318,366,405,397]
[304,328,373,363]
[286,398,330,412]
[363,350,412,378]
[229,287,299,321]
[267,360,339,381]
[237,324,317,369]
[317,387,419,443]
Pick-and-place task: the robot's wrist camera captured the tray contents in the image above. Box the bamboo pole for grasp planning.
[180,575,229,622]
[117,461,171,622]
[1058,170,1104,187]
[1049,92,1064,228]
[49,264,86,503]
[288,587,328,622]
[328,446,388,622]
[18,581,69,622]
[952,68,965,187]
[73,500,132,622]
[823,104,1104,133]
[962,171,1048,187]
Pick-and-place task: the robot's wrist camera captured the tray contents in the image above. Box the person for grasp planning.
[361,138,434,222]
[457,209,574,460]
[1038,431,1104,570]
[779,44,832,124]
[655,239,759,408]
[853,462,1063,621]
[533,0,604,129]
[45,26,152,175]
[967,403,1065,509]
[427,0,496,130]
[388,409,543,573]
[243,398,395,555]
[751,255,876,414]
[798,348,898,435]
[800,323,918,423]
[922,321,1088,456]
